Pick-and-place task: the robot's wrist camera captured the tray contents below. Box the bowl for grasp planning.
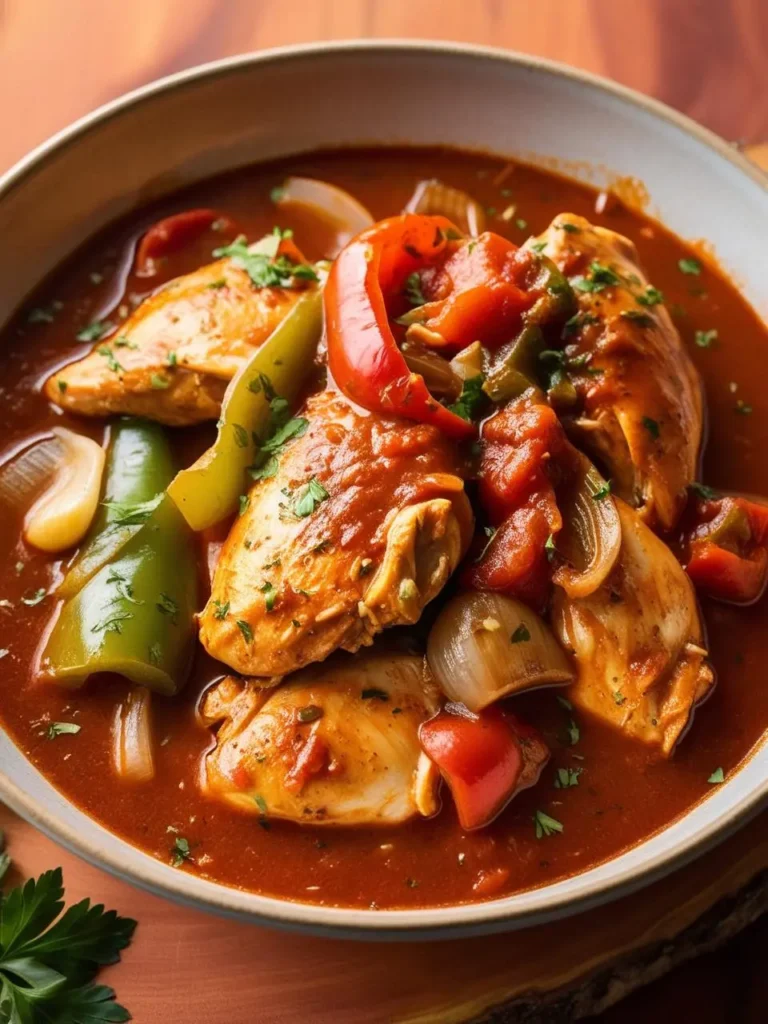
[1,41,766,939]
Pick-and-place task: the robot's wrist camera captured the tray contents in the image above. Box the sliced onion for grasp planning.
[275,177,374,253]
[112,686,155,783]
[404,179,485,237]
[401,340,462,399]
[450,341,485,381]
[0,433,61,512]
[552,454,622,599]
[24,429,105,553]
[427,591,573,712]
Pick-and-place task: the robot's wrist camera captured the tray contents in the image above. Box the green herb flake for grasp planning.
[260,580,277,612]
[236,619,254,643]
[102,493,162,527]
[97,346,123,373]
[238,494,250,517]
[405,272,426,307]
[573,261,621,293]
[636,286,665,307]
[556,695,573,711]
[642,416,660,440]
[20,587,47,606]
[621,310,655,327]
[148,642,162,666]
[213,236,317,289]
[563,311,599,338]
[534,810,564,838]
[212,600,230,620]
[613,690,626,706]
[554,767,582,789]
[447,373,488,423]
[708,767,725,784]
[254,794,268,814]
[269,186,285,204]
[515,218,528,230]
[690,482,718,501]
[510,623,531,644]
[156,593,179,624]
[150,373,170,390]
[232,423,250,449]
[293,476,329,518]
[567,719,580,745]
[47,721,81,739]
[77,320,113,342]
[591,480,612,501]
[297,705,323,724]
[167,350,178,366]
[678,257,701,276]
[530,241,547,253]
[171,836,192,867]
[91,612,133,635]
[57,379,68,393]
[27,306,57,324]
[695,328,718,349]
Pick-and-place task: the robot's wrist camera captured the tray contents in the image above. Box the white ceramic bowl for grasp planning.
[1,41,766,939]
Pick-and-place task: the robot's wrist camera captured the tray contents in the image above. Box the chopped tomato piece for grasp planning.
[135,209,238,276]
[419,704,549,830]
[325,214,474,439]
[683,495,768,605]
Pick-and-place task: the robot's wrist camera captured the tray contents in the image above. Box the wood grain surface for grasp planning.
[1,2,768,1021]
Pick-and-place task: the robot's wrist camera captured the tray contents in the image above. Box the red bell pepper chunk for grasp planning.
[325,214,476,440]
[135,209,238,276]
[419,704,549,830]
[683,495,768,605]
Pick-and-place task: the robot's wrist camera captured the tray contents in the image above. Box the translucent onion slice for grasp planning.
[274,177,374,253]
[0,429,105,553]
[401,340,463,399]
[404,179,485,237]
[552,455,622,599]
[427,591,573,712]
[112,686,155,783]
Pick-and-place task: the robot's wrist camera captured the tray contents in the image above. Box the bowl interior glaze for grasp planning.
[0,42,766,939]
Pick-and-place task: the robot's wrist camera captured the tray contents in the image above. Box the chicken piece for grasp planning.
[45,258,304,426]
[528,214,703,531]
[200,651,441,825]
[199,389,473,677]
[552,498,714,756]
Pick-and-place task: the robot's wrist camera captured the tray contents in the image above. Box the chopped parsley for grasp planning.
[57,379,68,393]
[530,241,547,253]
[690,482,718,501]
[213,236,318,289]
[27,305,57,324]
[567,719,580,745]
[405,272,426,307]
[515,218,528,230]
[708,767,725,784]
[293,477,329,518]
[254,794,268,815]
[554,767,582,789]
[613,690,627,706]
[447,373,488,423]
[233,423,250,448]
[573,261,620,293]
[171,836,192,867]
[562,311,599,338]
[238,494,250,516]
[399,578,418,602]
[47,722,81,739]
[642,416,660,440]
[695,328,718,349]
[678,257,701,275]
[77,320,113,342]
[297,705,323,724]
[591,479,612,501]
[167,350,178,366]
[148,642,162,666]
[113,336,138,349]
[150,373,169,390]
[534,810,564,838]
[621,310,655,327]
[212,600,230,620]
[91,612,133,635]
[97,346,123,373]
[636,286,665,307]
[558,222,581,233]
[236,619,253,643]
[103,494,162,527]
[260,581,277,612]
[510,623,531,644]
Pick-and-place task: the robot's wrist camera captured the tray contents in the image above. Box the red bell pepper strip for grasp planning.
[684,494,768,605]
[135,209,238,276]
[419,704,549,830]
[325,214,475,440]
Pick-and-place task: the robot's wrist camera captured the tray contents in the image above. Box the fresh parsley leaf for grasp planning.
[567,719,580,745]
[0,868,135,1023]
[534,810,564,838]
[708,767,725,784]
[573,261,620,293]
[212,600,229,620]
[447,374,488,423]
[27,306,57,325]
[232,423,250,449]
[156,594,179,623]
[678,257,701,275]
[293,477,329,518]
[613,690,626,706]
[171,837,191,867]
[562,312,599,338]
[254,795,268,815]
[297,705,323,724]
[148,643,162,666]
[695,328,718,348]
[77,321,113,342]
[557,222,581,233]
[620,310,655,327]
[361,688,389,702]
[249,455,279,482]
[261,417,308,454]
[591,479,612,501]
[554,767,582,789]
[213,237,317,289]
[150,373,169,390]
[405,272,426,307]
[102,494,162,528]
[510,623,530,644]
[636,286,664,307]
[236,620,253,643]
[238,494,250,516]
[91,612,133,635]
[260,581,277,613]
[47,722,81,739]
[690,482,718,501]
[530,241,547,253]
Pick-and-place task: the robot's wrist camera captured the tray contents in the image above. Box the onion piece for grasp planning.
[401,340,463,399]
[404,179,485,237]
[552,454,622,599]
[450,341,486,381]
[112,686,155,783]
[0,433,61,514]
[427,591,573,712]
[274,177,374,253]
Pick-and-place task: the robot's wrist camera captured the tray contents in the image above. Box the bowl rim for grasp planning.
[1,39,766,939]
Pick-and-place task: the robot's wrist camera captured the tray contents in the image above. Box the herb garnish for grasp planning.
[708,767,725,784]
[735,399,753,416]
[91,612,133,635]
[534,810,564,838]
[156,593,179,623]
[591,480,612,501]
[405,272,426,307]
[678,257,701,276]
[554,767,582,789]
[0,867,135,1021]
[293,477,329,518]
[620,310,655,327]
[233,423,250,448]
[562,312,599,338]
[447,374,488,423]
[77,320,113,342]
[212,600,230,620]
[171,836,192,867]
[213,235,318,289]
[150,373,169,390]
[297,705,323,724]
[47,722,81,739]
[695,328,718,349]
[613,690,626,706]
[636,286,664,307]
[20,588,47,607]
[573,261,620,293]
[238,494,250,516]
[260,581,277,613]
[97,346,123,373]
[361,688,389,702]
[236,620,253,643]
[690,482,718,501]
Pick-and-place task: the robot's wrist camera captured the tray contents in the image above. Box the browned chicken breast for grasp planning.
[45,258,303,426]
[200,652,441,825]
[553,498,714,755]
[529,214,703,531]
[199,388,473,678]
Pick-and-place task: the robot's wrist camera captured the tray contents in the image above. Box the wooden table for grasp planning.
[2,2,768,1020]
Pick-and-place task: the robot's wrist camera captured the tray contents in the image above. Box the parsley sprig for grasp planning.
[0,867,135,1022]
[213,231,318,290]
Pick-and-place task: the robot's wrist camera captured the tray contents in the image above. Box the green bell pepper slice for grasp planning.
[39,419,197,695]
[167,285,324,531]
